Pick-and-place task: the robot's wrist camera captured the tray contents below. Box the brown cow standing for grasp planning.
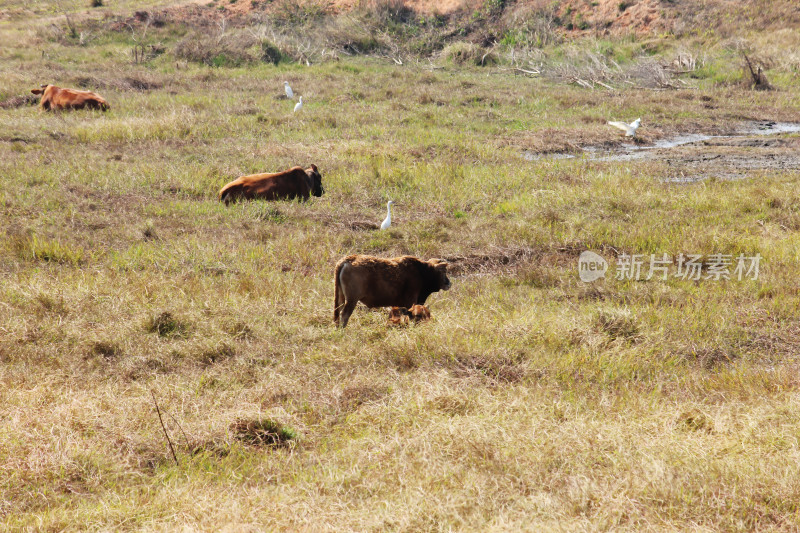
[218,165,323,205]
[334,255,450,328]
[31,85,109,111]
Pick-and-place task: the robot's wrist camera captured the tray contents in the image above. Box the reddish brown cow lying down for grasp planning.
[31,85,109,111]
[388,304,432,325]
[218,165,323,205]
[334,254,450,328]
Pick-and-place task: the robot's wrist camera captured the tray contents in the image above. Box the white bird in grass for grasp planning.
[608,117,641,137]
[380,201,394,230]
[284,81,293,99]
[293,96,303,113]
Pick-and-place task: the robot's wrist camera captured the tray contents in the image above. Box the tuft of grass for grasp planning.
[593,309,641,342]
[9,234,84,265]
[230,418,297,447]
[142,220,159,240]
[677,409,714,433]
[144,312,192,338]
[222,321,255,341]
[195,342,235,365]
[89,340,121,358]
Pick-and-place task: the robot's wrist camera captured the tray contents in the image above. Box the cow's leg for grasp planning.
[339,299,358,328]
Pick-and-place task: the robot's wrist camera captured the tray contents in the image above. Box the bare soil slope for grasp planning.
[163,0,800,34]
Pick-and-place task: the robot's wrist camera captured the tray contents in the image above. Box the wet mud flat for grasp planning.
[529,122,800,182]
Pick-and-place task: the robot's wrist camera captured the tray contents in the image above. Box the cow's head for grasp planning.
[388,307,410,325]
[30,84,50,96]
[307,164,324,197]
[31,85,52,110]
[409,305,431,321]
[428,259,451,291]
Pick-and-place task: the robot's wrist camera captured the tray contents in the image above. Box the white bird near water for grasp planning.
[284,81,293,99]
[293,96,303,113]
[608,117,641,137]
[380,201,394,230]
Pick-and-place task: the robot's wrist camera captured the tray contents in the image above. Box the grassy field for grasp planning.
[3,2,800,530]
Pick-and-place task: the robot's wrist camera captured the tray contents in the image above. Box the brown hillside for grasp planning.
[171,0,800,35]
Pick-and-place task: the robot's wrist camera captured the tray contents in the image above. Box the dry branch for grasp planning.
[151,390,179,467]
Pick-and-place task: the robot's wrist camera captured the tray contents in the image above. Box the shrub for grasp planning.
[362,0,414,25]
[321,15,385,54]
[174,32,257,67]
[260,40,283,65]
[441,42,498,66]
[271,0,329,25]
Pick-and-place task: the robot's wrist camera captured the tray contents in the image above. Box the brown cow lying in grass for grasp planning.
[388,304,432,325]
[219,165,323,205]
[334,255,450,328]
[31,84,109,111]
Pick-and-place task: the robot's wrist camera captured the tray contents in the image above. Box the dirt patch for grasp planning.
[444,244,584,277]
[533,122,800,182]
[549,0,668,35]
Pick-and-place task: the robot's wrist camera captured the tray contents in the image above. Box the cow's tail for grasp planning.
[333,260,345,325]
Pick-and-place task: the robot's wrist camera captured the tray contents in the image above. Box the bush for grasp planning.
[441,42,498,66]
[271,0,329,25]
[260,40,283,65]
[174,32,257,67]
[362,0,414,25]
[321,15,386,55]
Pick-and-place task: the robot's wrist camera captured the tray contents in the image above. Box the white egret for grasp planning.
[607,118,641,137]
[380,201,394,230]
[284,81,293,99]
[293,96,303,113]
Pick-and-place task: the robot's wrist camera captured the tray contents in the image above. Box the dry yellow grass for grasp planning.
[3,1,800,531]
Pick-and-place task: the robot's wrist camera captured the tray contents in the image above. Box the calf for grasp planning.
[219,165,323,205]
[334,255,450,328]
[388,304,432,325]
[31,84,109,111]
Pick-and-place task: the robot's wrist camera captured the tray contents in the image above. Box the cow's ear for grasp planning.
[31,89,43,95]
[310,164,318,172]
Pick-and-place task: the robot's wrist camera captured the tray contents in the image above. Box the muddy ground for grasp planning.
[529,122,800,182]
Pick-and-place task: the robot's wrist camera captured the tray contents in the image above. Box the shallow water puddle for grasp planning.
[524,121,800,162]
